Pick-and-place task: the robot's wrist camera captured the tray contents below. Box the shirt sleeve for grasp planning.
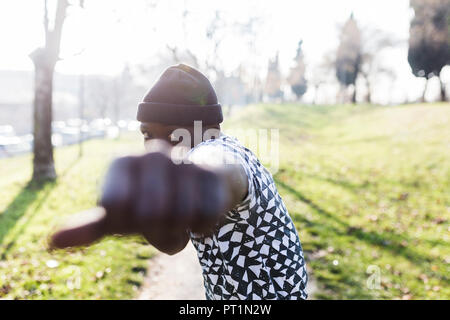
[187,138,256,211]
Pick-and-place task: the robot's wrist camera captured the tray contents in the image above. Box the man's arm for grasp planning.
[188,145,249,213]
[143,148,249,255]
[49,140,249,254]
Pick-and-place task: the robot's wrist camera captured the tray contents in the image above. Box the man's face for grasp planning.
[140,122,201,152]
[140,122,221,151]
[140,122,180,146]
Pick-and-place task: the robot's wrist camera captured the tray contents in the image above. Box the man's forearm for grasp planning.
[50,145,248,251]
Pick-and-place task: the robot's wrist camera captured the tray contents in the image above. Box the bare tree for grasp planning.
[309,53,335,105]
[29,0,80,181]
[335,13,362,104]
[166,45,199,68]
[205,10,226,73]
[88,77,113,119]
[360,28,399,104]
[264,53,283,101]
[166,45,181,64]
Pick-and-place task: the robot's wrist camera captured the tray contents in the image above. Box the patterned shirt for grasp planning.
[187,134,308,300]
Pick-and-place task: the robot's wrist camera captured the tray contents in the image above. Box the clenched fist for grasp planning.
[50,140,232,251]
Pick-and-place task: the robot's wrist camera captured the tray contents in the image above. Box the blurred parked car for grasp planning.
[0,117,138,158]
[0,125,15,137]
[0,134,32,157]
[89,118,110,139]
[127,120,140,132]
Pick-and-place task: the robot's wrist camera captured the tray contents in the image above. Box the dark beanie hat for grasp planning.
[137,64,223,126]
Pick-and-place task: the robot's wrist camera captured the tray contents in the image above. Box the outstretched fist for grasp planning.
[50,140,231,250]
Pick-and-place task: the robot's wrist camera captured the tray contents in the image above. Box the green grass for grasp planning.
[0,134,157,299]
[1,103,449,299]
[223,103,450,299]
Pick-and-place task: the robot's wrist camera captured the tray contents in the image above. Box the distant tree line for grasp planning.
[263,4,449,104]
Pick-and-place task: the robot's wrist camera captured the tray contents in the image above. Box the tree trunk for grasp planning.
[313,84,319,105]
[31,54,56,181]
[227,104,233,117]
[439,75,447,102]
[79,73,85,158]
[113,79,121,140]
[366,89,371,104]
[336,87,341,104]
[29,0,69,182]
[351,84,357,104]
[363,74,371,104]
[421,78,428,103]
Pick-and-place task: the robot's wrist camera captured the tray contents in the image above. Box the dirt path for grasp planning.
[307,274,318,299]
[137,242,318,300]
[136,241,205,300]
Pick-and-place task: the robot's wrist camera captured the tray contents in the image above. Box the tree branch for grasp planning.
[43,0,49,44]
[46,0,69,63]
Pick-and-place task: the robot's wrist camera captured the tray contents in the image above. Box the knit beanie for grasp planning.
[136,64,223,126]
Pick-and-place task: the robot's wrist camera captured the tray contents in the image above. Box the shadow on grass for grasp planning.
[0,157,80,259]
[327,135,392,146]
[275,179,448,282]
[287,173,448,248]
[302,172,370,192]
[0,180,56,259]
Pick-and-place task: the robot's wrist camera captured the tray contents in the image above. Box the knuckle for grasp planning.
[100,156,139,230]
[134,152,173,224]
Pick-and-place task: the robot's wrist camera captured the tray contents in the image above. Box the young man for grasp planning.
[51,64,308,300]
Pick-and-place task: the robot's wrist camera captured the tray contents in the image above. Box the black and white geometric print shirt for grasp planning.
[187,134,308,300]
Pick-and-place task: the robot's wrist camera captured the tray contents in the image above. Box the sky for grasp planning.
[0,0,448,104]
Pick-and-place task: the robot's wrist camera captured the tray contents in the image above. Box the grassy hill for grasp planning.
[0,103,449,299]
[224,103,450,299]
